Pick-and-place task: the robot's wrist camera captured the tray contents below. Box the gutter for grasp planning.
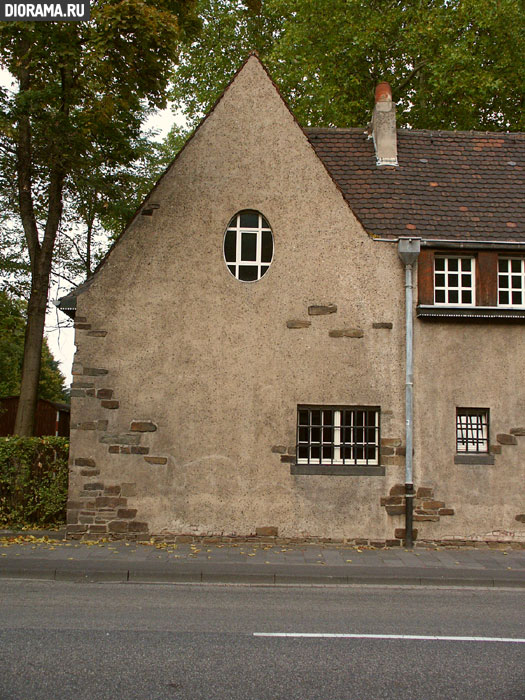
[397,238,421,549]
[373,237,525,250]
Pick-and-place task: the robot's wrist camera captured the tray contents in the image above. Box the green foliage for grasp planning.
[0,436,69,527]
[173,0,525,131]
[0,291,67,401]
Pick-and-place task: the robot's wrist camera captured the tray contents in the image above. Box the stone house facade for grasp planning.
[59,55,525,546]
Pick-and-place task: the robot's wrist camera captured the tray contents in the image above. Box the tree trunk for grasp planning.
[13,265,50,435]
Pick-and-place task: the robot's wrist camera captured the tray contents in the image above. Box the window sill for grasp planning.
[417,305,525,322]
[454,454,495,465]
[290,464,385,476]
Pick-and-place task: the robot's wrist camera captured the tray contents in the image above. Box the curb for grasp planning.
[0,564,524,588]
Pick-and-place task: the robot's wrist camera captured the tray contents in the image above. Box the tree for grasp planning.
[0,0,200,435]
[172,0,525,131]
[0,291,66,402]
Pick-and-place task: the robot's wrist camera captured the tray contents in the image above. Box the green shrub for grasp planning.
[0,436,69,528]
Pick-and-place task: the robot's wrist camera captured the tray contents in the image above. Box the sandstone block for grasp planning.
[130,421,157,432]
[510,427,525,436]
[416,486,434,498]
[108,520,129,533]
[286,320,311,329]
[101,400,119,409]
[438,508,455,516]
[422,500,445,510]
[389,483,406,496]
[88,330,107,337]
[256,526,278,537]
[497,433,518,445]
[100,434,141,445]
[328,328,364,338]
[97,389,113,399]
[380,496,403,506]
[372,322,393,329]
[117,509,138,519]
[385,505,405,515]
[144,456,167,465]
[75,458,96,467]
[128,521,148,533]
[308,304,337,315]
[104,485,121,495]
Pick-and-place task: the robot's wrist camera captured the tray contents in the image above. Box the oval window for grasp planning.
[223,210,273,282]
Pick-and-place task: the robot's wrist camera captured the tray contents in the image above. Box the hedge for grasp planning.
[0,436,69,528]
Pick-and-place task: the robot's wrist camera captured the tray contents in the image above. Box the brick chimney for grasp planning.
[371,82,398,167]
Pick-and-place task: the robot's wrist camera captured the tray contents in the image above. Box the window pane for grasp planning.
[323,426,333,442]
[511,259,521,273]
[448,258,458,271]
[462,290,472,304]
[448,273,458,287]
[227,265,236,277]
[311,410,321,425]
[434,258,445,271]
[512,292,522,305]
[499,291,509,304]
[448,290,458,304]
[299,427,308,442]
[298,411,309,425]
[498,259,507,273]
[238,265,258,281]
[298,445,308,460]
[224,230,236,262]
[512,276,521,289]
[260,266,270,278]
[435,289,445,303]
[461,274,471,287]
[261,231,273,263]
[241,232,257,261]
[261,216,270,229]
[460,258,471,271]
[239,211,259,228]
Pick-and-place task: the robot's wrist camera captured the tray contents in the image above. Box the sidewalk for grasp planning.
[1,532,524,587]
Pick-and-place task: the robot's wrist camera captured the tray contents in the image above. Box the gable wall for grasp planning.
[68,58,407,541]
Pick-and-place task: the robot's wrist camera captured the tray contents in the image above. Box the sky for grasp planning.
[0,67,186,387]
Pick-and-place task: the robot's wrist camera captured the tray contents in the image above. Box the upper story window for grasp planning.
[434,256,475,306]
[498,258,525,307]
[223,211,273,282]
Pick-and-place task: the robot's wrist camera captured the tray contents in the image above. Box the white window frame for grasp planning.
[223,211,273,282]
[296,406,380,466]
[498,257,525,308]
[434,256,475,306]
[456,408,489,454]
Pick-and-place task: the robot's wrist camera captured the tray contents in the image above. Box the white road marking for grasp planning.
[253,633,525,643]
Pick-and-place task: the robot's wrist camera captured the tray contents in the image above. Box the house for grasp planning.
[58,55,525,546]
[0,396,70,438]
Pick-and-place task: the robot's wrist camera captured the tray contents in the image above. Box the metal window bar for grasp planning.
[456,409,488,453]
[297,406,379,466]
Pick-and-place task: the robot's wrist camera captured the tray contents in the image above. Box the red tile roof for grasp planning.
[305,128,525,242]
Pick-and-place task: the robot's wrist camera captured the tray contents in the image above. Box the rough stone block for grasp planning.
[490,444,502,454]
[271,445,287,454]
[100,434,141,445]
[97,420,108,431]
[372,322,393,329]
[86,389,96,397]
[75,316,87,323]
[416,486,434,498]
[104,485,121,496]
[380,496,403,506]
[328,328,364,338]
[144,456,166,465]
[280,455,295,463]
[121,483,137,497]
[120,447,131,454]
[515,514,525,523]
[76,422,97,430]
[256,526,278,537]
[74,322,91,330]
[72,381,94,389]
[83,482,104,491]
[130,421,157,432]
[108,446,119,454]
[386,539,401,547]
[389,483,406,496]
[395,446,406,456]
[510,427,525,436]
[95,496,126,508]
[83,367,108,376]
[79,515,94,524]
[497,433,518,445]
[131,446,149,454]
[413,514,439,522]
[108,520,129,533]
[75,458,96,467]
[97,389,113,399]
[128,521,148,533]
[117,509,138,519]
[286,320,311,329]
[382,438,402,447]
[385,505,405,516]
[88,525,108,534]
[66,510,78,524]
[422,500,445,510]
[380,446,395,456]
[88,330,107,337]
[80,468,100,477]
[101,400,120,409]
[382,456,405,466]
[394,528,418,540]
[308,304,337,315]
[67,524,87,533]
[70,389,86,398]
[438,508,455,516]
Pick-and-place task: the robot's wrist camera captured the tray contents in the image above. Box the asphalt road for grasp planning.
[0,581,524,700]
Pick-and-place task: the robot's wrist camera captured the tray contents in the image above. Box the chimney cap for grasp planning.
[375,82,392,103]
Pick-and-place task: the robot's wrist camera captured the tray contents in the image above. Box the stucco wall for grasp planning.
[67,56,524,543]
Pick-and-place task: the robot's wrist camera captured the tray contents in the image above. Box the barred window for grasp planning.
[456,408,489,453]
[498,258,525,307]
[297,406,380,466]
[434,256,475,306]
[223,210,273,282]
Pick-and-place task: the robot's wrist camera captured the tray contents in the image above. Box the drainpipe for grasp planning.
[397,238,421,548]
